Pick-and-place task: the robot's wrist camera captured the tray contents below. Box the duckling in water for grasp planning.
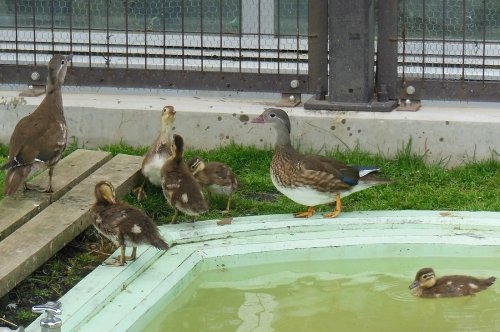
[161,134,208,223]
[409,267,496,298]
[91,181,169,266]
[187,156,239,213]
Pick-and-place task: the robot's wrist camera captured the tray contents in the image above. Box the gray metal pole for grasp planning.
[308,1,329,100]
[376,0,399,101]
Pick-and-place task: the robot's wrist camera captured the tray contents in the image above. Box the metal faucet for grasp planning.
[32,301,62,332]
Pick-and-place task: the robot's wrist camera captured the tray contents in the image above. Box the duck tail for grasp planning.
[150,236,169,251]
[4,166,31,196]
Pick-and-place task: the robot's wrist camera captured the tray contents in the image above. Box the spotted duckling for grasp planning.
[91,181,169,266]
[252,108,390,218]
[161,134,208,223]
[135,105,176,201]
[188,156,239,212]
[409,267,496,298]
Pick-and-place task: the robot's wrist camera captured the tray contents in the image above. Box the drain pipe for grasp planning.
[32,301,62,332]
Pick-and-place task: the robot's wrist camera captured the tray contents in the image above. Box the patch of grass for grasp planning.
[0,141,499,328]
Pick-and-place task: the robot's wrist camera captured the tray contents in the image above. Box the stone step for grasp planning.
[0,153,143,299]
[0,149,113,241]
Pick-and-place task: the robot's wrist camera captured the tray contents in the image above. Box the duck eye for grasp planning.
[61,60,65,65]
[270,113,276,118]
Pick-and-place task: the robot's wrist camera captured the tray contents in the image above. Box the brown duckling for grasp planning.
[1,54,72,195]
[252,108,390,218]
[91,180,169,266]
[187,156,239,212]
[409,267,496,298]
[161,134,208,223]
[135,105,176,201]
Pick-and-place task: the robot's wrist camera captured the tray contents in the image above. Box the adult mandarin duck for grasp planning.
[161,134,208,223]
[91,180,169,266]
[251,108,390,218]
[1,54,72,195]
[188,156,239,212]
[409,267,496,298]
[135,105,176,201]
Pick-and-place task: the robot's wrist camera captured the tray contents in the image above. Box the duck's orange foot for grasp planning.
[323,194,341,218]
[293,206,315,218]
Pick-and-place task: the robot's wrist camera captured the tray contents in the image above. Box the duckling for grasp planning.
[1,54,72,195]
[252,108,390,218]
[135,105,176,201]
[91,180,169,266]
[409,267,496,298]
[187,156,239,212]
[161,134,208,223]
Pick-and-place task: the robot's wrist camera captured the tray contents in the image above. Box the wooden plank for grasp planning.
[0,154,143,299]
[0,149,113,240]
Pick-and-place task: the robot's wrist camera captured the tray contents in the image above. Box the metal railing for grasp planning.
[1,0,500,103]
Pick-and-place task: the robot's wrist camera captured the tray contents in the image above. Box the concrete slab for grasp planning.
[0,153,142,299]
[0,88,499,166]
[0,149,112,240]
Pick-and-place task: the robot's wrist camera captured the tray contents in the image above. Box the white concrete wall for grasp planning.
[0,88,499,167]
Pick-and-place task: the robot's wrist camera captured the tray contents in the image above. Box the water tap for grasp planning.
[32,301,62,332]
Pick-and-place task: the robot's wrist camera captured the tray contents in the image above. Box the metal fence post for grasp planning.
[305,0,396,111]
[307,1,328,100]
[376,0,399,102]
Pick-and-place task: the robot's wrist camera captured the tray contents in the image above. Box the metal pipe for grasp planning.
[307,1,328,100]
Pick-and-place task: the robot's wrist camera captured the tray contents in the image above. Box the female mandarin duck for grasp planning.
[91,181,169,266]
[161,134,208,223]
[187,156,239,212]
[252,108,389,218]
[135,105,176,201]
[409,267,496,298]
[1,54,72,195]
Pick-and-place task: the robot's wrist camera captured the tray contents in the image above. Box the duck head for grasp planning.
[94,180,117,205]
[161,105,176,128]
[252,108,291,134]
[409,267,437,290]
[188,156,206,175]
[48,54,73,87]
[171,134,185,159]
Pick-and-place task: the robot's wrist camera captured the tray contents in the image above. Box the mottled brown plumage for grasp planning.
[161,134,208,223]
[2,54,72,195]
[252,108,390,218]
[91,181,169,266]
[135,105,176,201]
[188,156,239,212]
[409,267,496,298]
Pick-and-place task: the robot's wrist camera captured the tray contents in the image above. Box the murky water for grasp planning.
[144,257,500,332]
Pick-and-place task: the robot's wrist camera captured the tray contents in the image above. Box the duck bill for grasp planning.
[251,114,264,123]
[409,280,419,289]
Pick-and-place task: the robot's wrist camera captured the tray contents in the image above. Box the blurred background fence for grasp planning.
[0,0,499,102]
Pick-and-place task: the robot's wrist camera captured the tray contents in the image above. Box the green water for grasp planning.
[144,257,500,332]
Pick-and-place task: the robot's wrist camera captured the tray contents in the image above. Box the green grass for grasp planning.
[0,142,499,328]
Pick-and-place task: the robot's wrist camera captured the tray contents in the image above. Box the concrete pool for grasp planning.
[26,210,500,331]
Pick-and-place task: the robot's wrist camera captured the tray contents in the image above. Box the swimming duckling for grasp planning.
[135,105,176,201]
[252,108,390,218]
[161,134,208,223]
[188,156,239,212]
[409,267,496,298]
[91,180,169,266]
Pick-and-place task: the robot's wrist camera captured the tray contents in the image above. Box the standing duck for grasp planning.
[187,156,239,212]
[135,105,176,201]
[1,54,72,195]
[91,180,169,266]
[161,134,208,223]
[251,108,390,218]
[409,267,496,298]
